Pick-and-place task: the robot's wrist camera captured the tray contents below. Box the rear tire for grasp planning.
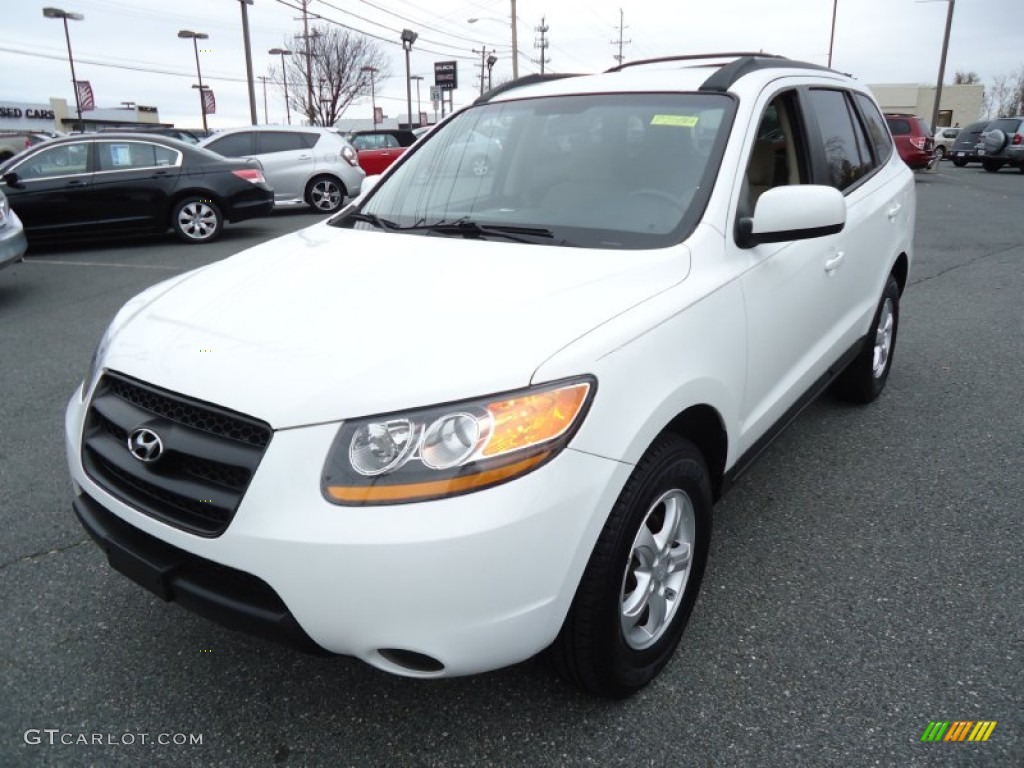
[952,157,967,167]
[982,159,1004,173]
[305,175,346,213]
[172,197,223,244]
[935,146,946,160]
[833,275,900,404]
[550,434,712,698]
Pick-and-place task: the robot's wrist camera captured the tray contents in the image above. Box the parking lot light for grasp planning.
[43,7,85,132]
[269,48,294,124]
[178,30,210,132]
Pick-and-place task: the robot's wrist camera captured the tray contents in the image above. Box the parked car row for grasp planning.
[0,126,368,246]
[944,117,1024,173]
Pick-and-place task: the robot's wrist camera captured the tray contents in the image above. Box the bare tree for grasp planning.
[984,65,1024,118]
[953,70,980,85]
[269,25,390,126]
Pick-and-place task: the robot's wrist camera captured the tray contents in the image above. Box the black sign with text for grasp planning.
[434,61,458,90]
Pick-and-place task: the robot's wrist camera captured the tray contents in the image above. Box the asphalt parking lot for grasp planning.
[1,165,1021,767]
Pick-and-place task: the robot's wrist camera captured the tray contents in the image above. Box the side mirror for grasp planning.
[2,172,21,188]
[736,184,846,249]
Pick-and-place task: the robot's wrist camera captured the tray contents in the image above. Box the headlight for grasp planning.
[322,377,595,505]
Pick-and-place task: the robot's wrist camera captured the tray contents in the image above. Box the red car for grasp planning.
[885,114,936,170]
[345,129,416,175]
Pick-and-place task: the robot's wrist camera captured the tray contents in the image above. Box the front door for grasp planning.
[1,141,95,236]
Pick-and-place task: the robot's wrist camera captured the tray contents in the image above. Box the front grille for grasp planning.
[82,372,272,537]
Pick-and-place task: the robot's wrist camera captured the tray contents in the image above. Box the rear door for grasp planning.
[255,131,316,202]
[0,140,95,235]
[91,140,183,231]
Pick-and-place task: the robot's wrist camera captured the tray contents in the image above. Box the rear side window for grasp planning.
[854,93,893,164]
[986,118,1022,134]
[807,89,873,190]
[886,118,912,135]
[258,132,308,153]
[97,142,178,171]
[205,132,254,157]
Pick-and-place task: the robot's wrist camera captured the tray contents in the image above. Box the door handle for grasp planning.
[298,154,311,160]
[886,203,902,221]
[65,179,88,187]
[824,250,845,273]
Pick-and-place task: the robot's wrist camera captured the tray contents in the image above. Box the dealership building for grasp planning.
[0,97,167,132]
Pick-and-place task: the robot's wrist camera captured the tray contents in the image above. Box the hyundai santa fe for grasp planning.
[66,53,914,698]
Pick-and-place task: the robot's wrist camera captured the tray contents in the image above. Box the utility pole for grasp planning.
[237,0,257,125]
[828,0,838,68]
[259,75,268,123]
[534,16,550,74]
[295,0,316,123]
[610,8,630,65]
[473,47,493,95]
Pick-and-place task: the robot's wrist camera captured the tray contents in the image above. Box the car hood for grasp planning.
[101,224,690,427]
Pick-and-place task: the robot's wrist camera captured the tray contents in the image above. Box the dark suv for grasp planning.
[950,120,992,167]
[978,117,1024,172]
[885,114,935,170]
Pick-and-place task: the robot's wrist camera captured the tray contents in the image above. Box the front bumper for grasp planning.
[66,386,631,677]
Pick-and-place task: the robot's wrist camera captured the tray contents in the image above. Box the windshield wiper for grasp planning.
[415,219,554,243]
[341,212,400,230]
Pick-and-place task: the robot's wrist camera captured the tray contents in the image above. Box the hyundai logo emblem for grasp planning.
[127,427,164,463]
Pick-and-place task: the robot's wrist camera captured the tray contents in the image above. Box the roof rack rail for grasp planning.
[699,55,830,92]
[473,73,583,105]
[605,52,785,74]
[605,52,833,92]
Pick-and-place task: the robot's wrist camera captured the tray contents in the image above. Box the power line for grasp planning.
[273,0,477,61]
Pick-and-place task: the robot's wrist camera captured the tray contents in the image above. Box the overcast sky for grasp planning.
[2,0,1019,128]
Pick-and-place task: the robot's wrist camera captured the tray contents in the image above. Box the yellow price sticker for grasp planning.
[650,115,699,127]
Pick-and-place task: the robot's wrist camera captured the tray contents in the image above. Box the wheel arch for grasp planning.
[168,188,224,220]
[890,252,909,296]
[658,404,728,501]
[305,172,348,200]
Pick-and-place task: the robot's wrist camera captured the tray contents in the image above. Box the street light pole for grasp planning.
[401,29,418,129]
[510,0,518,79]
[237,0,257,126]
[178,30,210,132]
[827,0,838,68]
[43,7,84,132]
[410,75,423,124]
[931,0,956,131]
[269,48,293,124]
[487,54,497,91]
[361,66,378,125]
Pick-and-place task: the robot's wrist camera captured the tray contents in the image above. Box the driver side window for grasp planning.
[741,93,808,217]
[16,143,90,180]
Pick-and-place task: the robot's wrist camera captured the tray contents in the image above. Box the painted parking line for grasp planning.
[23,258,182,271]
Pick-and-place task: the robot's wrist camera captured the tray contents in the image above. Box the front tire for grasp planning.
[172,197,222,244]
[833,275,900,403]
[551,434,712,698]
[935,146,946,160]
[305,175,346,213]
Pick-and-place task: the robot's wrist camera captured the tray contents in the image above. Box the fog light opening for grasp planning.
[378,648,445,673]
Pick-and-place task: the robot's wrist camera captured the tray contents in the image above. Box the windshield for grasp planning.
[337,92,735,249]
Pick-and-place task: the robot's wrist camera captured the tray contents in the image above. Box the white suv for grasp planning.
[200,125,364,213]
[66,54,914,698]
